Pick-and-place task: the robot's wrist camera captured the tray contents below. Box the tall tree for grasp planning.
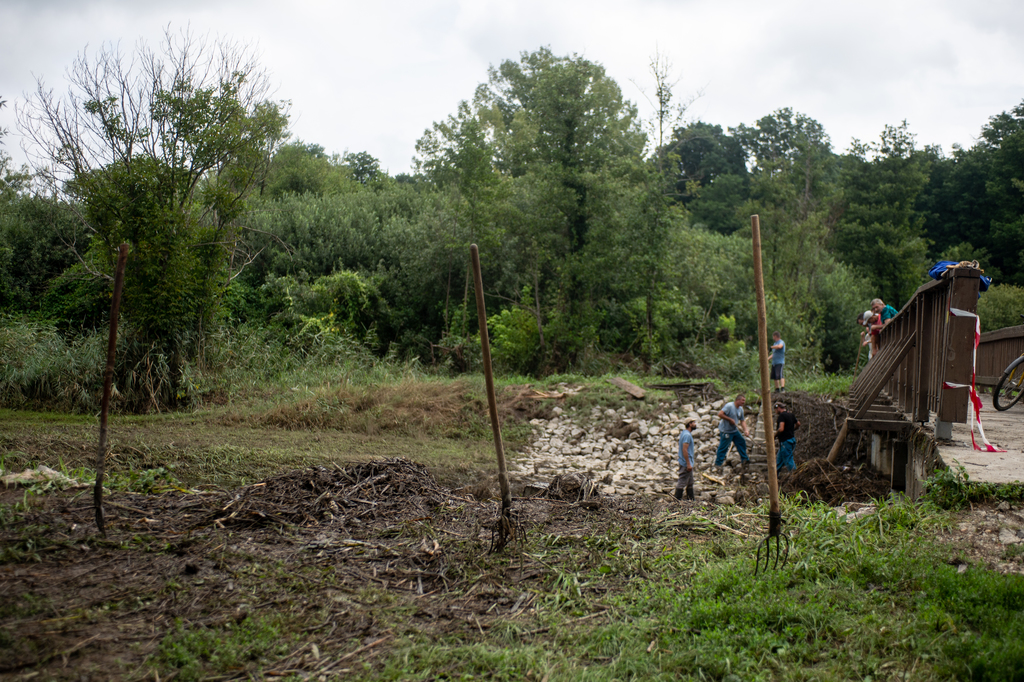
[732,109,868,368]
[477,48,646,359]
[261,141,357,198]
[18,28,288,402]
[835,122,930,305]
[733,108,843,301]
[979,101,1024,284]
[661,121,749,233]
[417,48,647,366]
[628,51,692,360]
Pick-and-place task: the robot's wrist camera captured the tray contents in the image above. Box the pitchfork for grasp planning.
[751,215,789,575]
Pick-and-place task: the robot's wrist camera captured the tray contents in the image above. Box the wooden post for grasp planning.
[937,268,981,424]
[751,216,779,513]
[95,244,128,537]
[469,244,512,517]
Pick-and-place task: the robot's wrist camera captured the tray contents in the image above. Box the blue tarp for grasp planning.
[928,261,991,292]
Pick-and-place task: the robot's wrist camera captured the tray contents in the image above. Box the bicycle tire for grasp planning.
[993,356,1024,411]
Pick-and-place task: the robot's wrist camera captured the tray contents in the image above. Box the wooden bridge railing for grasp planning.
[977,325,1024,387]
[846,267,982,430]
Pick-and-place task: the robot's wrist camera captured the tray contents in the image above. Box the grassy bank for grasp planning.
[366,499,1023,681]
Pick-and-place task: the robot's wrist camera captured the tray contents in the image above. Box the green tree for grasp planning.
[660,121,749,233]
[415,48,649,368]
[731,109,869,369]
[916,144,993,262]
[261,141,357,198]
[475,47,647,363]
[18,28,289,399]
[342,151,383,186]
[977,284,1024,332]
[0,195,82,314]
[835,122,930,305]
[979,101,1024,285]
[733,109,843,303]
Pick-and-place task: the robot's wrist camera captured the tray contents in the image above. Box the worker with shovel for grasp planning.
[674,419,697,501]
[714,393,750,470]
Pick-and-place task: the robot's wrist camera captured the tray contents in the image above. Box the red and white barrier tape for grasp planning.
[943,307,1005,452]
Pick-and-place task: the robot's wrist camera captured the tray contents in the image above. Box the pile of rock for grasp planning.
[510,397,771,503]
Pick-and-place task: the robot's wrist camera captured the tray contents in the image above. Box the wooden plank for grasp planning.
[862,408,903,419]
[979,325,1024,344]
[848,419,912,432]
[607,377,645,400]
[851,333,911,408]
[914,292,934,422]
[976,375,1001,387]
[854,335,916,420]
[826,419,849,464]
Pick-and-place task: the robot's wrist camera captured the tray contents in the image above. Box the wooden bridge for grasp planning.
[834,266,1023,497]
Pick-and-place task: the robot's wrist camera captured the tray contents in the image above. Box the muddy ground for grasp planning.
[2,456,1020,681]
[0,460,678,680]
[1,385,1018,680]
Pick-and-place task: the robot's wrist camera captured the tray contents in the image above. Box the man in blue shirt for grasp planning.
[674,419,697,501]
[771,331,786,392]
[715,394,750,468]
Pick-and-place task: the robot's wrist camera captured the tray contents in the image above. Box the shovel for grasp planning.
[750,216,789,574]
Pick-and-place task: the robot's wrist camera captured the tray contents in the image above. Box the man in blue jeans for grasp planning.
[674,419,697,501]
[715,394,750,468]
[774,401,800,473]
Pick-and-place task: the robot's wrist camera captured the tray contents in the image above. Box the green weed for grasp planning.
[923,464,1024,509]
[153,616,291,681]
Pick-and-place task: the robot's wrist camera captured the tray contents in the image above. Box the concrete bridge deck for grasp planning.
[941,398,1024,485]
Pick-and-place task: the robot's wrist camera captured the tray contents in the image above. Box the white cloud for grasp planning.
[2,0,1023,174]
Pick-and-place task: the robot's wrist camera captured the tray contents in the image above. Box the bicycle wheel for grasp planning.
[993,356,1024,411]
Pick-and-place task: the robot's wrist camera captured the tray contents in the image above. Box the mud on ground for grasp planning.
[0,460,692,680]
[3,457,1021,680]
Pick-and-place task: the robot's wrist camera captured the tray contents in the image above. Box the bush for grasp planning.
[977,283,1024,332]
[488,306,540,376]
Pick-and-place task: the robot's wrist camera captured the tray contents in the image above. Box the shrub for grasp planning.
[488,306,540,375]
[977,283,1024,332]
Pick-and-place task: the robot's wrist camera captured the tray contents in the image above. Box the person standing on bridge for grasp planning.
[859,310,878,359]
[715,394,750,470]
[771,331,786,392]
[869,298,898,349]
[674,419,697,501]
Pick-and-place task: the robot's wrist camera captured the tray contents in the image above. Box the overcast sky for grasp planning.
[3,0,1024,176]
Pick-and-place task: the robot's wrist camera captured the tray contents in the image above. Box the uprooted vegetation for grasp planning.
[3,456,1024,680]
[2,376,1024,680]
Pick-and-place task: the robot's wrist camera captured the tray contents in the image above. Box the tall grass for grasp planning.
[0,318,389,413]
[0,319,105,412]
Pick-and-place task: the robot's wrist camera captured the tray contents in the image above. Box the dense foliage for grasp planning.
[2,44,1023,409]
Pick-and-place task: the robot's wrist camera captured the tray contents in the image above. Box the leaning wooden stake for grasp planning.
[752,215,788,574]
[94,244,129,537]
[470,244,514,549]
[826,419,849,464]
